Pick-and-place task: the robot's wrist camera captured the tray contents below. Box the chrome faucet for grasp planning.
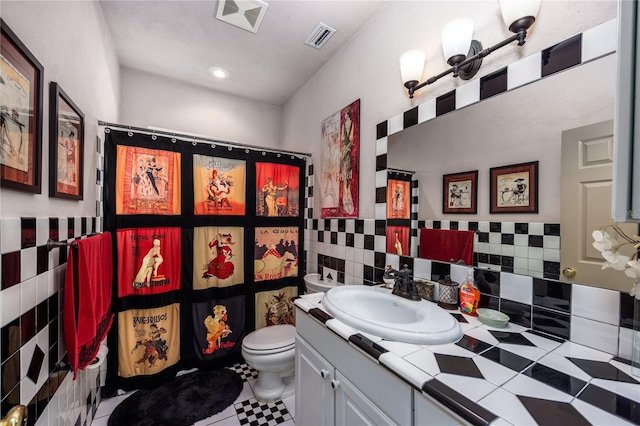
[385,264,421,301]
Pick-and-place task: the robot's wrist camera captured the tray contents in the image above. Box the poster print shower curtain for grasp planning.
[103,129,305,392]
[320,99,360,218]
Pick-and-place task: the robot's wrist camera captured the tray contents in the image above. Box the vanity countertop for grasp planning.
[294,291,640,426]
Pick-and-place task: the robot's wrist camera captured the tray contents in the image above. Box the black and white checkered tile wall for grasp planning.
[304,19,638,361]
[0,138,106,425]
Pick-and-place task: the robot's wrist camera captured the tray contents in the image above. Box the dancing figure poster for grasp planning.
[192,226,244,290]
[193,155,246,215]
[320,99,360,218]
[116,145,181,215]
[255,162,299,217]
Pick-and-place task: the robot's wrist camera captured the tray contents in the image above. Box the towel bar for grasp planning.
[47,239,78,251]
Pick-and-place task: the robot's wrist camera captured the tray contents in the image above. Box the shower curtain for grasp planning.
[102,129,305,392]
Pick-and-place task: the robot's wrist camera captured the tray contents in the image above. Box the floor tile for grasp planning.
[235,398,292,426]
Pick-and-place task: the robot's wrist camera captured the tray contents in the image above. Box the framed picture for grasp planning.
[0,19,44,193]
[443,170,477,214]
[490,161,538,214]
[49,82,84,200]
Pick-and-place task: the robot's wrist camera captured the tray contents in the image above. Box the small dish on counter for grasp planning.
[476,308,509,328]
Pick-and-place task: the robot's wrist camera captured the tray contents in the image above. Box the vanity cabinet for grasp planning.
[295,336,394,425]
[414,389,470,426]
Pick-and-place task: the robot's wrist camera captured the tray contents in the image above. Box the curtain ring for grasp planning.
[277,153,281,157]
[192,141,197,146]
[171,137,177,143]
[127,127,133,137]
[262,151,266,156]
[104,127,111,133]
[245,149,250,154]
[211,143,216,149]
[228,146,232,151]
[151,134,157,140]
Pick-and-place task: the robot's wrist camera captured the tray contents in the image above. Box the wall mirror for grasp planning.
[387,52,625,289]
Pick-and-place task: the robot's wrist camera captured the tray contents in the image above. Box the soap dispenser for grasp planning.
[459,268,480,316]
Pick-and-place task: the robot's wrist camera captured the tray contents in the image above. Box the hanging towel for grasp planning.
[419,228,474,266]
[63,232,114,379]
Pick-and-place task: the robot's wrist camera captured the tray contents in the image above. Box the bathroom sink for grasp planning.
[321,286,463,345]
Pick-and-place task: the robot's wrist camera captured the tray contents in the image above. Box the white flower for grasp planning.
[625,267,640,279]
[630,279,640,300]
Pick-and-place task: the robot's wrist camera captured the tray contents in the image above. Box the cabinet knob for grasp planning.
[330,379,340,390]
[562,267,576,277]
[320,369,329,379]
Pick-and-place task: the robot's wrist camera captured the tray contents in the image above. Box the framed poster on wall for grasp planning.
[0,19,44,193]
[320,99,360,218]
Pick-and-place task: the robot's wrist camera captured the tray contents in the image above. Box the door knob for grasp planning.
[562,267,576,277]
[320,369,329,379]
[330,379,340,390]
[1,405,27,426]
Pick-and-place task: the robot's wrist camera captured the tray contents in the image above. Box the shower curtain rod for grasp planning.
[98,121,312,158]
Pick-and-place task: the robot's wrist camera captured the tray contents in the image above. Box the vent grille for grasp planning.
[304,22,336,49]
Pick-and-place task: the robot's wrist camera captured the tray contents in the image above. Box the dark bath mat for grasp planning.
[108,368,243,426]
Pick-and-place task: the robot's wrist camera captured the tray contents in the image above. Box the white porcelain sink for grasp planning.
[304,273,341,294]
[322,285,463,345]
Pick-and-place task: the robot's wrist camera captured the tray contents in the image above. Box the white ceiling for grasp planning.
[100,0,388,106]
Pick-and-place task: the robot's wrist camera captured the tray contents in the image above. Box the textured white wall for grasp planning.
[281,0,618,219]
[118,67,283,149]
[0,0,120,218]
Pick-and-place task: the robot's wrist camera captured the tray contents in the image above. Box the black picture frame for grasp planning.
[0,19,44,193]
[49,82,84,200]
[443,170,478,214]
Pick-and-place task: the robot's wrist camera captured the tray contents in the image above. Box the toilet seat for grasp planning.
[242,324,295,354]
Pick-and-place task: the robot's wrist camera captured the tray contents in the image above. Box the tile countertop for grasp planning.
[293,291,640,426]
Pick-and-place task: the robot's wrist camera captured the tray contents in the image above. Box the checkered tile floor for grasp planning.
[91,363,295,426]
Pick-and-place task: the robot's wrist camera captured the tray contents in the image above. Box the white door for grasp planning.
[561,120,638,291]
[295,336,335,426]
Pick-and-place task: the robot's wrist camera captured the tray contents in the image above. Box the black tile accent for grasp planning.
[542,261,561,278]
[451,313,469,324]
[68,217,75,239]
[399,256,414,271]
[375,220,386,236]
[479,67,508,100]
[21,309,36,344]
[363,265,374,282]
[308,164,314,176]
[337,258,345,273]
[346,233,355,247]
[468,222,479,231]
[620,292,638,329]
[499,299,532,328]
[489,255,501,266]
[308,308,332,324]
[418,220,426,229]
[374,252,386,269]
[488,330,535,346]
[307,207,313,219]
[348,334,388,360]
[27,345,45,383]
[532,306,570,340]
[430,261,451,281]
[338,219,346,232]
[324,220,331,231]
[501,234,514,245]
[422,380,497,426]
[522,363,587,396]
[308,186,313,197]
[37,245,48,275]
[48,294,59,324]
[477,232,489,243]
[478,294,500,310]
[403,106,419,129]
[317,230,324,243]
[376,153,388,171]
[2,251,21,290]
[1,353,20,401]
[330,232,337,245]
[1,318,20,363]
[21,217,36,249]
[81,217,87,236]
[49,217,59,242]
[449,222,459,230]
[477,253,489,265]
[456,334,492,355]
[568,358,639,383]
[312,219,318,230]
[542,34,582,78]
[489,222,501,232]
[376,121,388,139]
[578,384,640,424]
[435,90,456,117]
[544,224,561,236]
[481,347,533,372]
[518,395,590,426]
[355,220,364,234]
[501,256,514,268]
[364,235,374,250]
[337,271,345,284]
[432,221,441,229]
[435,353,484,379]
[36,301,48,333]
[411,213,418,221]
[528,235,543,247]
[514,223,529,234]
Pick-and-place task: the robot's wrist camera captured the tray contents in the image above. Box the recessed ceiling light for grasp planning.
[209,67,229,79]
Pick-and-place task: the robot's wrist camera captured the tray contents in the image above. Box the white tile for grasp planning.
[489,244,502,255]
[478,222,490,232]
[375,136,387,155]
[521,331,562,352]
[363,250,374,267]
[527,258,543,273]
[404,348,440,376]
[94,392,137,419]
[591,378,640,403]
[1,218,22,254]
[436,374,497,402]
[282,394,296,419]
[418,98,436,124]
[385,253,400,270]
[456,79,480,109]
[514,234,528,247]
[582,19,617,62]
[374,203,386,220]
[497,343,547,362]
[571,284,620,325]
[571,398,636,426]
[325,319,356,340]
[363,220,375,235]
[345,220,355,233]
[536,352,592,382]
[354,234,364,250]
[36,217,50,247]
[473,356,518,386]
[375,170,387,189]
[464,327,500,346]
[500,272,532,305]
[507,52,542,91]
[501,245,515,257]
[374,235,385,252]
[379,352,430,389]
[193,403,238,425]
[543,235,560,249]
[377,339,421,357]
[21,276,37,313]
[570,316,619,356]
[528,247,543,260]
[502,374,573,402]
[528,223,544,235]
[542,248,560,262]
[427,342,475,357]
[449,263,470,286]
[489,232,501,244]
[479,388,536,426]
[1,283,22,326]
[513,256,528,270]
[388,112,404,135]
[501,222,515,234]
[618,327,634,361]
[413,258,431,280]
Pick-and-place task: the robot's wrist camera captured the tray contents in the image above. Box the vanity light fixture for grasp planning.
[400,0,541,99]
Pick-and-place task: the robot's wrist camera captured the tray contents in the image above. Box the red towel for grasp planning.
[63,232,114,379]
[419,228,474,266]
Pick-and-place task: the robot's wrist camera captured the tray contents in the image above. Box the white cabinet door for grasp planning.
[295,336,335,426]
[334,371,395,426]
[414,391,469,426]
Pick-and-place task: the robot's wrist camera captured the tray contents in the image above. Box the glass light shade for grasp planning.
[399,50,426,83]
[441,17,474,63]
[499,0,541,29]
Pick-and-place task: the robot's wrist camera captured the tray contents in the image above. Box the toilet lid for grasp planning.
[243,324,296,351]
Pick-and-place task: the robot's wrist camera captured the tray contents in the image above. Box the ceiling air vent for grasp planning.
[216,0,269,34]
[304,22,336,49]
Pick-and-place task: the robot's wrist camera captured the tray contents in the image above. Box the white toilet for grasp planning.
[241,324,296,402]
